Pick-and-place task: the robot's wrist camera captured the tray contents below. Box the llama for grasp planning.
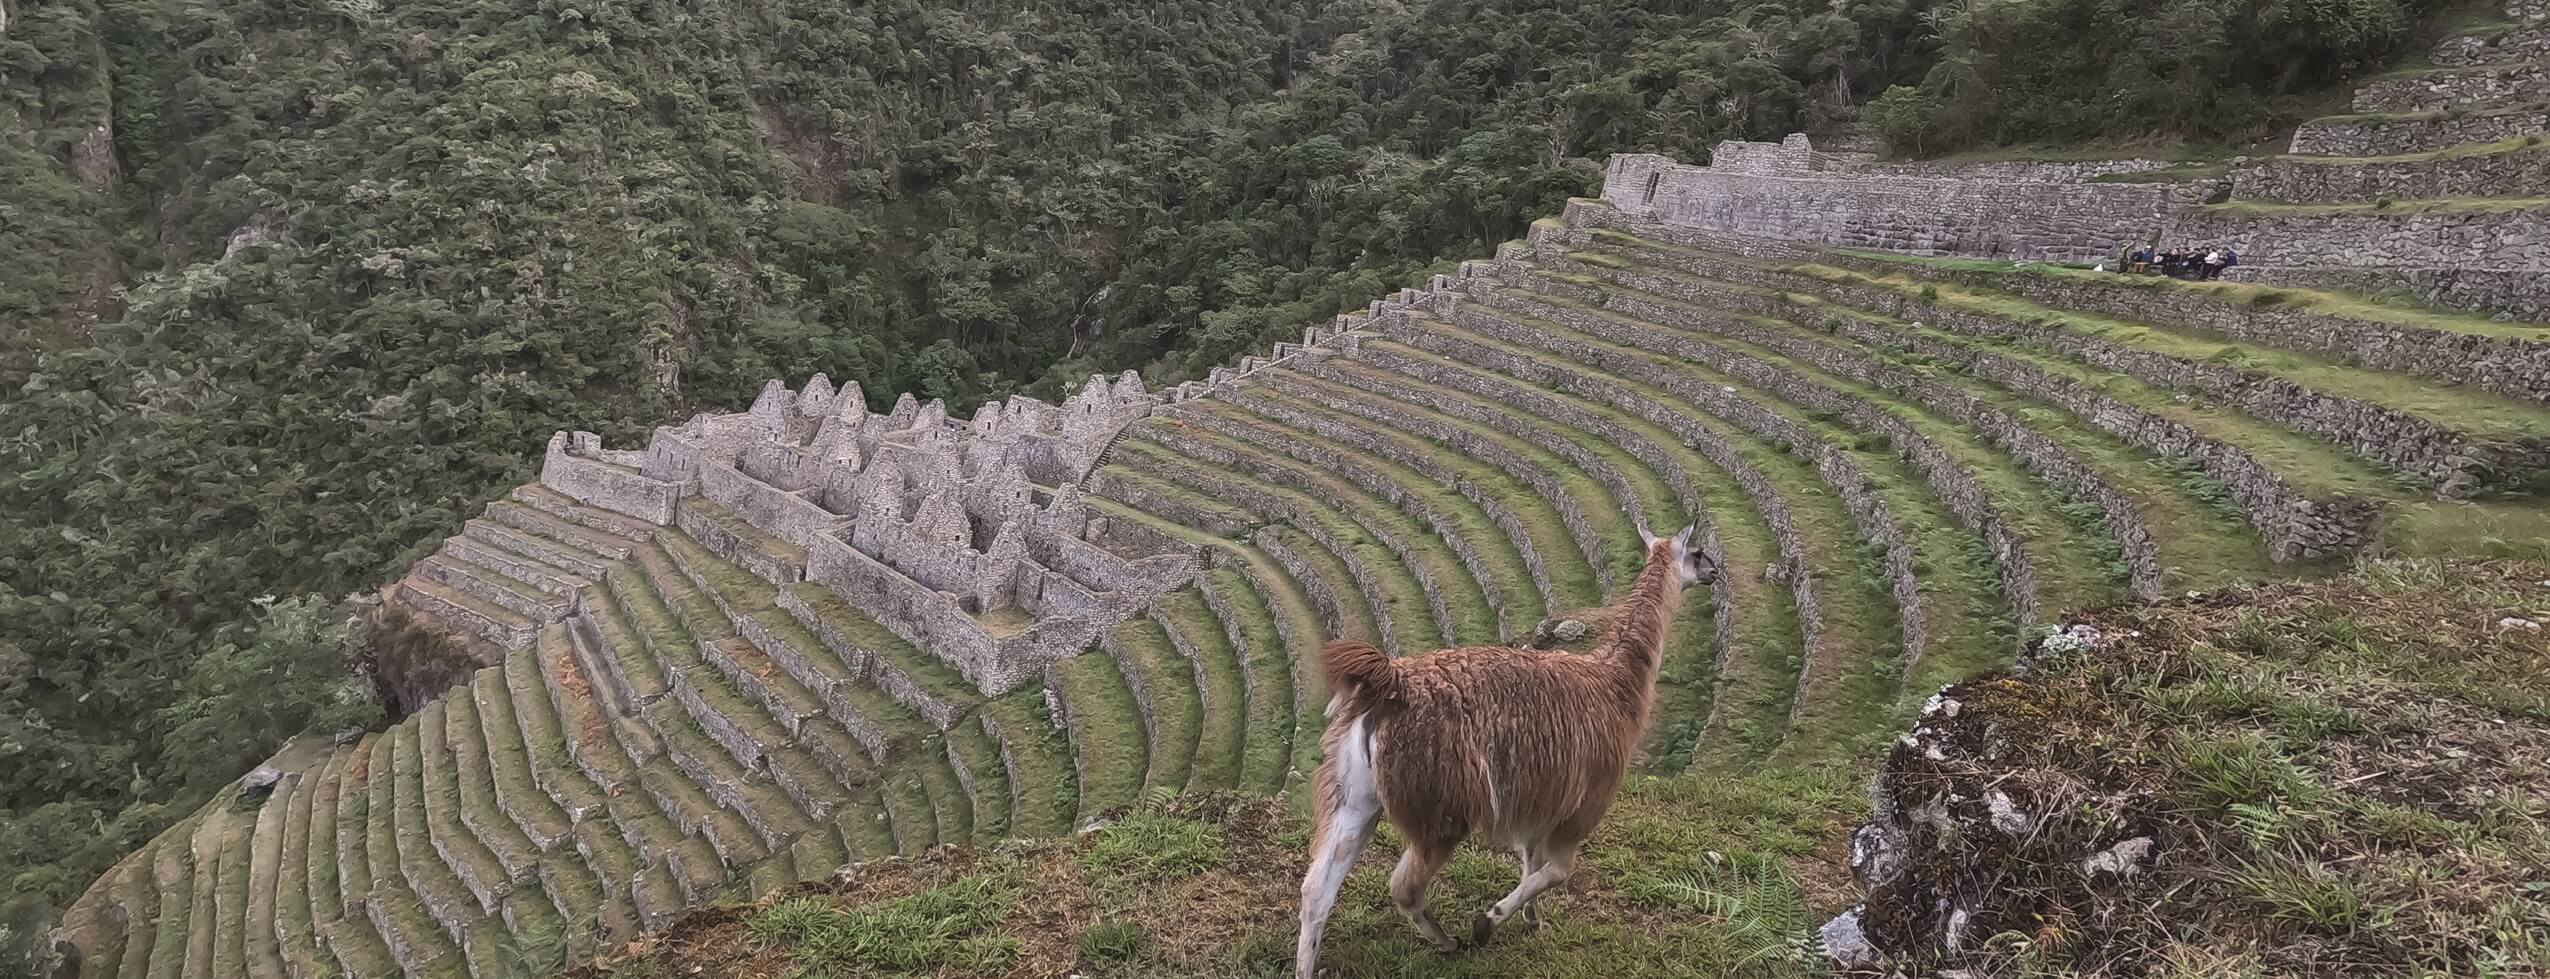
[1294,525,1713,978]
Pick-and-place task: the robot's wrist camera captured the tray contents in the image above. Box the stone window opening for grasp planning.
[1642,171,1661,204]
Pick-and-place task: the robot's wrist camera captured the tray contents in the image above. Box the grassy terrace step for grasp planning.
[392,719,507,931]
[675,497,806,587]
[1150,589,1252,793]
[1319,343,1731,764]
[526,628,726,902]
[143,819,190,979]
[512,484,660,540]
[1047,650,1151,818]
[1397,307,1894,762]
[97,855,148,979]
[368,731,471,969]
[210,799,256,979]
[1164,402,1499,648]
[974,690,1080,836]
[1108,436,1418,656]
[1073,489,1327,794]
[485,498,642,567]
[435,694,544,886]
[1778,261,2550,496]
[1104,616,1204,793]
[318,745,404,978]
[180,798,224,979]
[464,669,575,850]
[462,517,614,579]
[1539,255,2135,616]
[1296,356,1654,587]
[1366,323,1793,764]
[780,582,981,729]
[414,552,569,621]
[1224,379,1577,628]
[942,714,1013,840]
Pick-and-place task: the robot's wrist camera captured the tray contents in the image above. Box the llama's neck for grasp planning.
[1594,545,1682,682]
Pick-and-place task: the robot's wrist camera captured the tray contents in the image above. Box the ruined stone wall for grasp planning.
[2434,23,2550,66]
[2229,143,2550,203]
[542,432,681,523]
[1602,148,2211,263]
[2287,106,2550,157]
[2174,203,2550,270]
[2352,62,2550,113]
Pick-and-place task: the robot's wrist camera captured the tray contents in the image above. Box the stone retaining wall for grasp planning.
[2351,61,2550,114]
[542,432,680,524]
[1812,255,2550,404]
[2287,106,2550,157]
[2229,142,2550,203]
[2433,23,2550,66]
[2174,201,2550,270]
[2222,263,2550,325]
[1603,151,2211,264]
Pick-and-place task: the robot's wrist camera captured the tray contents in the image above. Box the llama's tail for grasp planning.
[1319,639,1401,714]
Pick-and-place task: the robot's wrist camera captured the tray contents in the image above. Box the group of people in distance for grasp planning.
[2119,244,2238,280]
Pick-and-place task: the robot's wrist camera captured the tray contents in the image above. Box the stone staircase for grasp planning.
[55,92,2550,979]
[2206,0,2550,318]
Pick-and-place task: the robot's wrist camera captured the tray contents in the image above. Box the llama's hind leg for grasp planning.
[1389,841,1459,953]
[1508,844,1545,932]
[1472,844,1577,947]
[1296,718,1383,979]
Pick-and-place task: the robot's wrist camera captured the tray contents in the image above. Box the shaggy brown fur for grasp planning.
[1298,528,1706,978]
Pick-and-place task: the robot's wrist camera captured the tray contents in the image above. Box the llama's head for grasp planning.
[1640,523,1714,589]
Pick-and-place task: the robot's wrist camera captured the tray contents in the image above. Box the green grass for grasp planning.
[1083,810,1226,886]
[943,715,1014,841]
[1203,563,1321,797]
[746,875,1023,975]
[975,689,1081,837]
[1107,617,1203,795]
[1049,650,1152,820]
[1150,591,1252,794]
[785,583,981,713]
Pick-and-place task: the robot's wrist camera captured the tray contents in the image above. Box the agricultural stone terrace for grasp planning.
[54,15,2550,972]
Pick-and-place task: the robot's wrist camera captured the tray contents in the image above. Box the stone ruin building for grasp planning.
[398,369,1189,696]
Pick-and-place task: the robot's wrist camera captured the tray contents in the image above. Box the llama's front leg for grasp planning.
[1471,848,1576,947]
[1390,842,1458,953]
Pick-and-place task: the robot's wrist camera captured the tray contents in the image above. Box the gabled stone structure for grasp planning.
[418,372,1190,697]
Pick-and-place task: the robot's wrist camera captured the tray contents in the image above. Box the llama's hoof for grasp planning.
[1470,912,1497,947]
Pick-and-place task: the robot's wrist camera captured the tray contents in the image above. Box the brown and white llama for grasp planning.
[1295,525,1713,978]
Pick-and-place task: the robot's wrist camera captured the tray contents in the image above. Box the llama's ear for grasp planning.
[1639,524,1661,550]
[1672,524,1696,549]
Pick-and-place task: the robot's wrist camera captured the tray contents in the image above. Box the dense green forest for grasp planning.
[0,0,2441,958]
